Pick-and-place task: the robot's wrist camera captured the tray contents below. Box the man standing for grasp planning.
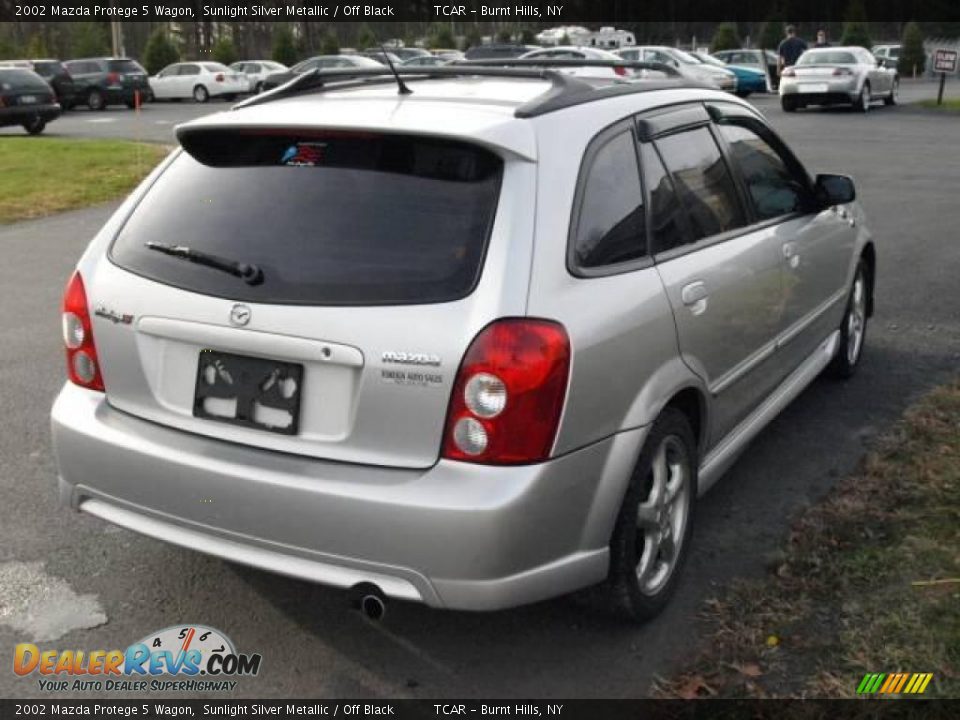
[814,29,831,47]
[778,25,808,75]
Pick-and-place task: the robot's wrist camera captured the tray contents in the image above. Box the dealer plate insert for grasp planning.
[193,349,303,435]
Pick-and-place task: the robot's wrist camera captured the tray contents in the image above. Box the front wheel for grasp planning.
[254,81,264,94]
[23,116,46,135]
[87,89,105,111]
[608,407,697,622]
[884,79,899,106]
[193,84,209,103]
[829,261,869,379]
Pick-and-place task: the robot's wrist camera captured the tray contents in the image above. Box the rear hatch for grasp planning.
[107,59,149,91]
[31,61,75,100]
[95,128,514,469]
[0,68,55,108]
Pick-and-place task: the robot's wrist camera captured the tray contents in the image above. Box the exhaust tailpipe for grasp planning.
[351,583,387,621]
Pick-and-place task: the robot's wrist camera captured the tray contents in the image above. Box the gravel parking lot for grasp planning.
[1,77,959,699]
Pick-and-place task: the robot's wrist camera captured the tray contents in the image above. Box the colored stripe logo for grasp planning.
[857,672,933,694]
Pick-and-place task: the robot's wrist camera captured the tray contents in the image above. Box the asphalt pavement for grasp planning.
[1,79,959,699]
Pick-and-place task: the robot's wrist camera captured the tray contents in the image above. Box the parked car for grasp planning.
[464,44,539,60]
[261,55,383,91]
[689,51,767,97]
[780,46,899,112]
[0,59,76,109]
[51,64,875,622]
[713,49,779,89]
[400,56,449,68]
[358,50,404,66]
[365,47,431,62]
[433,49,465,62]
[871,44,901,71]
[0,67,60,134]
[149,62,246,103]
[616,46,738,92]
[229,60,288,94]
[63,57,150,110]
[518,46,645,78]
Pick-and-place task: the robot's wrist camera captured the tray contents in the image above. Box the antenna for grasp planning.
[371,29,412,95]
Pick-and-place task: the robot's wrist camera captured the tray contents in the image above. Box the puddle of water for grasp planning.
[0,561,107,642]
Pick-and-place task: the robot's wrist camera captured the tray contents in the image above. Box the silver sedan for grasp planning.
[780,46,899,112]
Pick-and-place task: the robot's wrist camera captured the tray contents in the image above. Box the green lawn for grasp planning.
[659,380,960,698]
[0,137,167,223]
[915,98,960,111]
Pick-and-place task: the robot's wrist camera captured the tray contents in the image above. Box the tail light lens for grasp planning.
[782,68,796,77]
[833,67,854,76]
[215,73,224,82]
[107,71,121,84]
[613,65,627,77]
[62,272,104,391]
[441,319,570,465]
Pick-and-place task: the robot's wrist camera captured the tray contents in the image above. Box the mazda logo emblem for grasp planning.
[229,304,251,327]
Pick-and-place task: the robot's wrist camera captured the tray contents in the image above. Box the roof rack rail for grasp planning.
[232,60,705,119]
[234,66,592,111]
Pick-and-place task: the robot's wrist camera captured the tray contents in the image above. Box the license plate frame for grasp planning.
[20,95,37,104]
[193,349,303,436]
[799,83,829,94]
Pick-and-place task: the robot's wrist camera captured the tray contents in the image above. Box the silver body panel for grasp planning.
[52,79,874,610]
[779,46,898,105]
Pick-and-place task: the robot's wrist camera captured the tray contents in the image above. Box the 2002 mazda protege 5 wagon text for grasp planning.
[51,62,876,621]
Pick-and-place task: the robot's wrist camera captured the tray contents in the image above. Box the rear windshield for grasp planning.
[31,61,64,76]
[0,69,49,91]
[108,59,145,73]
[799,51,857,65]
[111,132,503,306]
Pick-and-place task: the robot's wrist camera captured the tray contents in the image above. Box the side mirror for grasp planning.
[815,173,856,206]
[876,57,886,68]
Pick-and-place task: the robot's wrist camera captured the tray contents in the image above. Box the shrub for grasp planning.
[711,23,742,53]
[271,26,298,66]
[899,21,926,77]
[143,28,179,75]
[211,37,238,66]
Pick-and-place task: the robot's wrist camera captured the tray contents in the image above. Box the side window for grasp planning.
[247,63,261,73]
[654,127,745,244]
[716,122,810,220]
[181,64,200,76]
[572,129,648,269]
[639,143,687,253]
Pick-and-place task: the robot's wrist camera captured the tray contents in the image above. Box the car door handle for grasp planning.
[681,282,709,315]
[783,242,801,268]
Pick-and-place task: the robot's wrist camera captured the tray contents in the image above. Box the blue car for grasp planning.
[691,52,768,96]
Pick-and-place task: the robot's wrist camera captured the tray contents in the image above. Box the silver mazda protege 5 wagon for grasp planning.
[51,63,875,621]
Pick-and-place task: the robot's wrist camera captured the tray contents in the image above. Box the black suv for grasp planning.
[2,59,76,109]
[63,57,151,110]
[0,67,60,134]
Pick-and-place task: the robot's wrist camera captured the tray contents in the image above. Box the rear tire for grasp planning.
[781,96,797,112]
[884,79,899,106]
[829,261,869,379]
[87,89,105,111]
[254,81,264,94]
[193,84,209,103]
[23,117,46,135]
[608,407,697,622]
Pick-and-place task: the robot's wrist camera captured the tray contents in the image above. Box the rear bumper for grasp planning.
[780,78,859,104]
[0,103,60,126]
[51,383,645,611]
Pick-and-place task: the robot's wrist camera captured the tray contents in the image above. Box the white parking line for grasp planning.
[85,118,116,124]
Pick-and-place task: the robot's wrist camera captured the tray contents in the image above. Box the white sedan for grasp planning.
[149,62,247,103]
[518,46,640,78]
[229,60,288,94]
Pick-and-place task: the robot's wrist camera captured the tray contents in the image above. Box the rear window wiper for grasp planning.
[145,242,264,286]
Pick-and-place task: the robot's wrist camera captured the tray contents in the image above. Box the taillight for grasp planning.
[833,67,853,76]
[107,71,121,84]
[215,73,224,82]
[613,65,627,76]
[782,68,796,77]
[62,272,104,391]
[441,319,570,465]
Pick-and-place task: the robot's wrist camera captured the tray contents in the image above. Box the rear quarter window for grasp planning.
[110,133,503,306]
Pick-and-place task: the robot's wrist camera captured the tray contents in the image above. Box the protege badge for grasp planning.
[381,351,441,367]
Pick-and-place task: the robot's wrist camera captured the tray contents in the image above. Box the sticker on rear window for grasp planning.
[281,142,325,166]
